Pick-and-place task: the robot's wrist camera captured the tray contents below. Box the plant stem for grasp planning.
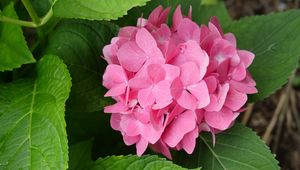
[21,0,46,38]
[21,0,40,24]
[0,15,37,27]
[40,9,53,26]
[0,8,53,28]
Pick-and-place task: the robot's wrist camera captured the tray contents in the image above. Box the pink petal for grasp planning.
[138,87,155,108]
[187,80,210,108]
[147,64,166,83]
[179,62,201,86]
[204,107,235,130]
[163,110,196,147]
[230,80,256,94]
[120,115,142,136]
[195,109,204,123]
[199,24,210,43]
[177,90,198,110]
[134,107,151,123]
[151,25,171,60]
[177,18,200,43]
[204,76,218,93]
[205,83,230,112]
[180,127,199,154]
[230,63,246,81]
[104,102,128,114]
[151,140,172,159]
[153,24,171,45]
[238,50,255,68]
[173,40,209,80]
[217,59,230,82]
[164,64,180,81]
[129,77,151,89]
[224,87,247,111]
[104,83,127,97]
[206,60,218,75]
[103,43,119,64]
[153,80,173,109]
[150,108,166,129]
[170,77,184,99]
[210,39,236,64]
[103,64,127,88]
[210,16,224,36]
[110,114,121,131]
[172,5,183,31]
[137,17,148,27]
[136,137,148,156]
[230,73,257,94]
[224,33,236,47]
[208,18,222,37]
[136,28,157,55]
[165,104,185,126]
[142,123,162,144]
[123,135,139,145]
[165,34,182,62]
[117,41,147,72]
[147,6,163,25]
[200,32,220,53]
[119,26,138,39]
[147,6,170,27]
[158,7,171,26]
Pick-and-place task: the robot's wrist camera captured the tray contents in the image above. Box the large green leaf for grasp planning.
[224,10,300,101]
[117,0,230,27]
[52,0,150,21]
[45,20,118,147]
[45,20,117,113]
[0,3,35,72]
[69,139,94,170]
[0,55,71,169]
[92,155,190,170]
[69,140,189,170]
[173,124,279,170]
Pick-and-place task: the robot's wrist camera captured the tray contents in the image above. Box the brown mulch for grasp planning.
[225,1,300,170]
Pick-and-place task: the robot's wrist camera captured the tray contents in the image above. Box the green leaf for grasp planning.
[45,20,118,146]
[52,0,150,21]
[117,0,230,27]
[0,3,35,72]
[30,0,53,17]
[69,139,94,170]
[45,20,117,113]
[201,0,218,5]
[0,55,71,169]
[92,155,190,170]
[225,10,300,101]
[173,124,279,170]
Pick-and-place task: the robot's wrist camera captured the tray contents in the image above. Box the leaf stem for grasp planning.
[21,0,40,24]
[40,8,53,26]
[0,5,53,28]
[0,15,37,27]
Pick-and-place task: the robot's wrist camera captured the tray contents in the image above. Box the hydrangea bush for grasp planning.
[103,5,257,158]
[1,0,300,169]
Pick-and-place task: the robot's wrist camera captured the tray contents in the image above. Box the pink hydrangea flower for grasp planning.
[102,5,257,159]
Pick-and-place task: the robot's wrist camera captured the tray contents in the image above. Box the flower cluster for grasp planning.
[102,5,257,159]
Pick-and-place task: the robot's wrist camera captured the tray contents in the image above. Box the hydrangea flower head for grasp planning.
[102,5,257,159]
